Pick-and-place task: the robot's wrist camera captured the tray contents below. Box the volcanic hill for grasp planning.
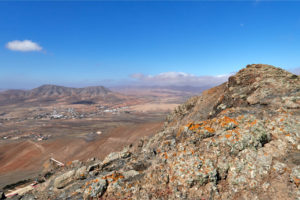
[4,64,300,200]
[0,85,126,106]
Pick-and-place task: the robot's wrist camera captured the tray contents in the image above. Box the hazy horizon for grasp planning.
[0,65,299,91]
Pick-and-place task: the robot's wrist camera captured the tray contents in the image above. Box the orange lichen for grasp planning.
[93,179,99,183]
[103,172,125,183]
[220,109,229,115]
[250,120,257,126]
[285,134,291,137]
[225,133,232,139]
[204,126,215,133]
[293,178,300,186]
[185,120,216,134]
[163,152,168,159]
[233,129,241,136]
[189,123,201,130]
[66,161,72,166]
[237,115,245,120]
[191,150,195,155]
[186,122,193,127]
[221,116,238,127]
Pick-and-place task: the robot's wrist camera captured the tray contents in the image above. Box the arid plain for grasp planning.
[0,85,200,188]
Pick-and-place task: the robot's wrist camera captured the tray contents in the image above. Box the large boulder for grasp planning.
[53,170,75,189]
[75,166,88,180]
[83,178,107,200]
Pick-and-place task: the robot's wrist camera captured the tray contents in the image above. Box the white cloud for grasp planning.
[130,72,231,87]
[6,40,42,52]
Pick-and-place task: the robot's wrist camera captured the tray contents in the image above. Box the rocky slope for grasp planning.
[6,64,300,200]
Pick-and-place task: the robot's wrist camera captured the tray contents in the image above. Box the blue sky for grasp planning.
[0,1,300,89]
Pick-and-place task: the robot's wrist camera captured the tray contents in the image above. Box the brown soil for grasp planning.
[0,121,163,188]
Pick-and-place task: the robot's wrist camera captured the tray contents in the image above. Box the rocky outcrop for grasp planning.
[53,170,76,189]
[83,178,107,199]
[15,64,300,200]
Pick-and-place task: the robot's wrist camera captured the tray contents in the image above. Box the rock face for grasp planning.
[17,64,300,199]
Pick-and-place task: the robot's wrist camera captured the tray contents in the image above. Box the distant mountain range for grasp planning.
[29,84,111,97]
[0,85,125,106]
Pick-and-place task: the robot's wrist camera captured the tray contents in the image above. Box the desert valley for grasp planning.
[0,84,202,189]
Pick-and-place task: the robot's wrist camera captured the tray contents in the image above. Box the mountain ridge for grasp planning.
[0,85,123,106]
[1,84,111,96]
[3,64,300,200]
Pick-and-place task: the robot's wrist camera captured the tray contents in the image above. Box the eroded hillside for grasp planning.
[5,64,300,200]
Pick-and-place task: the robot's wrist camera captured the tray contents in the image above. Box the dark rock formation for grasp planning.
[0,191,6,200]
